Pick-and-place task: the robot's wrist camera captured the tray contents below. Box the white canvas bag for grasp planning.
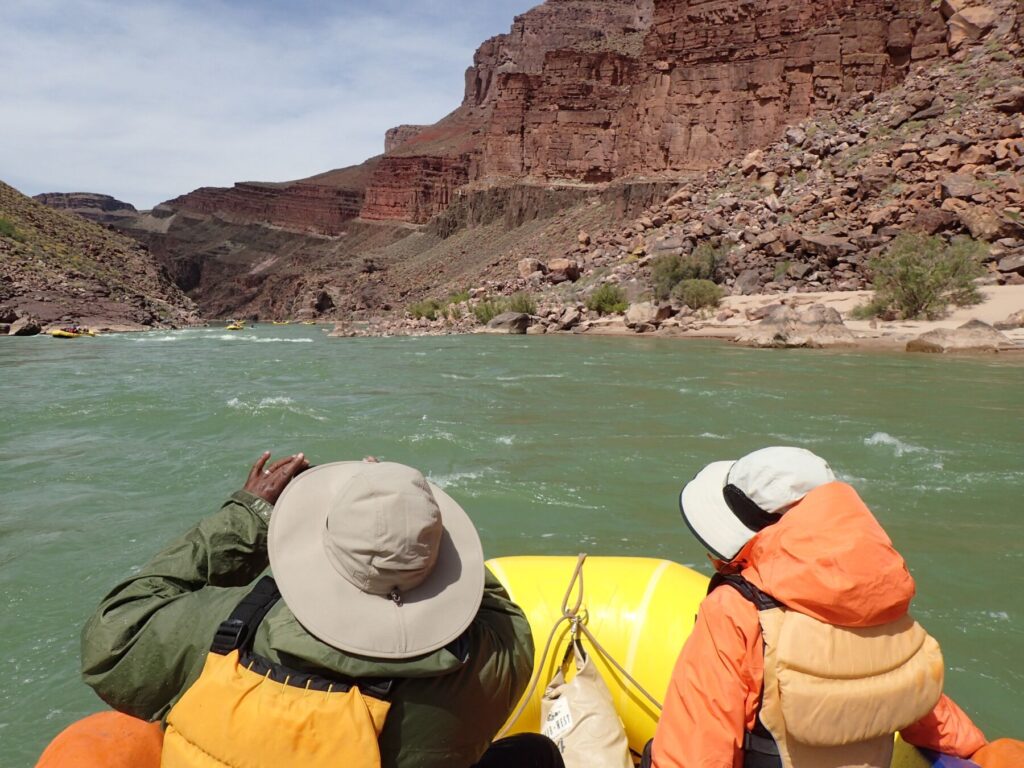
[540,640,632,768]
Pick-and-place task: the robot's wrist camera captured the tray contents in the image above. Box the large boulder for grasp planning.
[958,206,1003,240]
[0,323,9,335]
[518,258,546,279]
[555,307,582,331]
[9,317,41,336]
[948,7,999,50]
[800,234,857,262]
[941,174,980,200]
[734,269,762,295]
[483,312,531,335]
[993,310,1024,330]
[624,302,672,329]
[906,319,1015,353]
[546,258,580,284]
[996,254,1024,276]
[735,303,856,349]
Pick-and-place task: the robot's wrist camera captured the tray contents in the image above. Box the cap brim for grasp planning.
[268,462,485,659]
[680,460,757,561]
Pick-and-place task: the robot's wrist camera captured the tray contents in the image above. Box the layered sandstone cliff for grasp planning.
[33,192,138,225]
[101,0,1017,324]
[156,158,379,236]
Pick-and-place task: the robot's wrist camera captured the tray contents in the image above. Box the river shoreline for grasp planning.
[324,284,1024,355]
[14,286,1024,355]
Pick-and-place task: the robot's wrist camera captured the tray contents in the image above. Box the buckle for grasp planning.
[212,618,246,654]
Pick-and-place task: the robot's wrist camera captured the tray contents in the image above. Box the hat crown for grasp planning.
[324,463,442,597]
[728,447,835,514]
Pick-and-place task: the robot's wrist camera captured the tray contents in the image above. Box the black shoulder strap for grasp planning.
[707,572,782,611]
[707,573,784,768]
[210,576,281,655]
[208,576,395,702]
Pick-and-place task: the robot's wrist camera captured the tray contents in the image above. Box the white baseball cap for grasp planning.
[679,447,836,561]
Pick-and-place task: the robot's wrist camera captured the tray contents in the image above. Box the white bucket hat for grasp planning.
[680,447,836,561]
[268,461,485,659]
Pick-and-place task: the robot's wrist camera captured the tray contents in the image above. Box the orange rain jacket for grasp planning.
[652,481,987,768]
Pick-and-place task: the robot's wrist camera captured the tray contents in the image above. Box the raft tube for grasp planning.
[50,329,95,338]
[35,556,982,767]
[486,555,977,768]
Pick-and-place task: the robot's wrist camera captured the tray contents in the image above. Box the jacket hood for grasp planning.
[735,482,915,627]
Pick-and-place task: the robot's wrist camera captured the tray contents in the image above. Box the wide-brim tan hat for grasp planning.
[268,461,485,659]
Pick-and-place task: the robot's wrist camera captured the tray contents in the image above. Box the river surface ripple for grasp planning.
[1,326,1022,764]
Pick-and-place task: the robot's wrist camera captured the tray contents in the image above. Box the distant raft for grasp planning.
[50,329,95,338]
[224,323,244,331]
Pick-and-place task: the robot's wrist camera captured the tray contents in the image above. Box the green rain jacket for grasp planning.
[81,490,535,768]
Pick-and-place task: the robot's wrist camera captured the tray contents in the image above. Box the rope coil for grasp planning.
[496,553,663,738]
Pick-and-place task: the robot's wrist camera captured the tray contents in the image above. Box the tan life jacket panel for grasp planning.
[757,606,944,768]
[162,577,391,768]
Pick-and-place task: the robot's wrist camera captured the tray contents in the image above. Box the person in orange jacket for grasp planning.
[648,446,993,768]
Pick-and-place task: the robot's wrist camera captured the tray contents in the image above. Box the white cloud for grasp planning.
[0,0,537,208]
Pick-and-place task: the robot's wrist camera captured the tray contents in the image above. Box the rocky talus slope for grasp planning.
[0,181,198,333]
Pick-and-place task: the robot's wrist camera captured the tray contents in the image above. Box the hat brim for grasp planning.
[680,460,757,562]
[268,462,485,659]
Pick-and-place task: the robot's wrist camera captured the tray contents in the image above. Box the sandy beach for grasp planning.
[660,285,1024,350]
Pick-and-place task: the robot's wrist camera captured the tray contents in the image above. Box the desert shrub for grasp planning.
[585,284,628,315]
[0,217,23,242]
[865,233,985,320]
[472,299,506,325]
[651,243,723,299]
[672,279,724,310]
[773,260,792,281]
[409,299,443,321]
[848,297,891,321]
[507,292,536,315]
[446,290,470,304]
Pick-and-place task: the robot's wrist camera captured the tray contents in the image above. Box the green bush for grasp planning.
[866,233,985,320]
[650,243,722,299]
[672,279,724,310]
[0,217,23,242]
[507,292,536,315]
[446,290,470,304]
[848,298,890,321]
[585,284,628,316]
[409,299,443,321]
[472,299,506,325]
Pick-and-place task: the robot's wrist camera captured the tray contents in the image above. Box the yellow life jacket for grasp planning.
[162,577,392,768]
[712,574,944,768]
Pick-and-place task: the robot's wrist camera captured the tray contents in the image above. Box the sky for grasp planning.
[0,0,538,209]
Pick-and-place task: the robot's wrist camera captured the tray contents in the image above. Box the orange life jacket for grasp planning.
[162,577,392,768]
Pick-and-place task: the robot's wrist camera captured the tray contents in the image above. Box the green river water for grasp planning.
[1,325,1022,765]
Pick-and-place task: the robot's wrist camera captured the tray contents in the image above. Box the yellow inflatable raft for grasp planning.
[50,329,95,338]
[487,555,962,768]
[224,323,244,331]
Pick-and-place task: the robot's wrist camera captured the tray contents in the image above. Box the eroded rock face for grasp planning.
[616,0,946,175]
[167,181,365,235]
[361,157,470,224]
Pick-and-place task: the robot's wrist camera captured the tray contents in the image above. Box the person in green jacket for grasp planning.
[81,452,561,768]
